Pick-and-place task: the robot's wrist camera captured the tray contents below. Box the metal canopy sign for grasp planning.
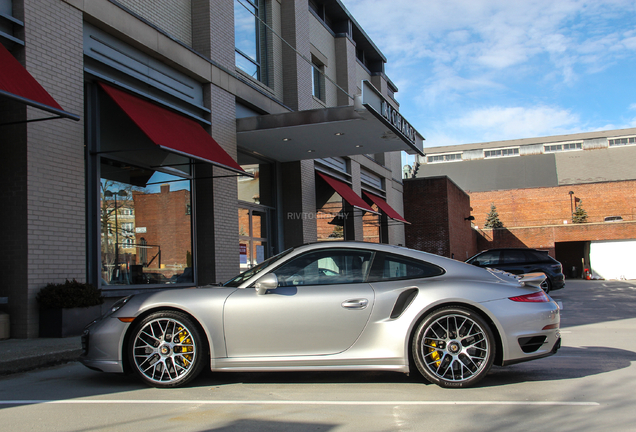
[360,80,423,155]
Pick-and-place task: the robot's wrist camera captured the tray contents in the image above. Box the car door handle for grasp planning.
[341,299,369,310]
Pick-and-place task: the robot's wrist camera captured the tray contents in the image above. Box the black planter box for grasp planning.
[39,305,102,338]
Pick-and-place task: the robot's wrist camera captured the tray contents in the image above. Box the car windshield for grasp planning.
[223,247,294,287]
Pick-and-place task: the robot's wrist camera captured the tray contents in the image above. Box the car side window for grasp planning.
[472,250,501,266]
[503,250,527,264]
[527,250,551,263]
[368,253,444,282]
[273,249,374,286]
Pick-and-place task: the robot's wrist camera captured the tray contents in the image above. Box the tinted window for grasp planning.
[273,249,373,286]
[503,250,527,264]
[470,250,501,266]
[526,250,553,263]
[368,253,444,282]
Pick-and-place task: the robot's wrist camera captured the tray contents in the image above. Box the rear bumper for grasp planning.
[502,336,561,366]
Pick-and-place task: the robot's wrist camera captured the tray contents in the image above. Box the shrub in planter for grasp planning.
[37,280,104,338]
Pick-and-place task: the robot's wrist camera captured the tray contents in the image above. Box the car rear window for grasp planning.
[368,253,444,282]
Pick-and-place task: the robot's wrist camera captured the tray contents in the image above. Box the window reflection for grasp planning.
[234,0,267,83]
[100,161,193,286]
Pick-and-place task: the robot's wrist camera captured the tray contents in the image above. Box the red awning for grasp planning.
[363,191,409,224]
[317,172,377,213]
[98,82,245,174]
[0,43,79,122]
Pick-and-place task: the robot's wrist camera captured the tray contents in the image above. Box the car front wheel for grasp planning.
[412,307,495,388]
[128,311,205,388]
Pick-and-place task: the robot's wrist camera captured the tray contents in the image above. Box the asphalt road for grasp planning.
[1,279,635,431]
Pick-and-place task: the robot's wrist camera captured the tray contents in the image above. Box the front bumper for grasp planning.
[79,315,130,373]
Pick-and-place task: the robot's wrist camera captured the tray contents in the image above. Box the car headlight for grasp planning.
[105,296,132,317]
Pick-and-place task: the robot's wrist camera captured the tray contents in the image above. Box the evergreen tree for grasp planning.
[484,203,504,228]
[572,200,588,223]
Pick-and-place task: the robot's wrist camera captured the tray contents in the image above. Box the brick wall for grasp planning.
[15,0,85,337]
[404,177,476,259]
[115,0,192,46]
[477,222,636,257]
[470,180,636,228]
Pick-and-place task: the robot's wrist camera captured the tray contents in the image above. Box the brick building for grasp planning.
[0,0,422,338]
[406,128,636,280]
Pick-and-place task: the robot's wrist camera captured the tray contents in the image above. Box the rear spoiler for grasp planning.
[519,272,546,288]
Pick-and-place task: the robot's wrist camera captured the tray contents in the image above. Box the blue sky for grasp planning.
[340,0,636,157]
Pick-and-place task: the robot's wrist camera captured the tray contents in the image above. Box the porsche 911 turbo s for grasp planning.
[80,242,561,388]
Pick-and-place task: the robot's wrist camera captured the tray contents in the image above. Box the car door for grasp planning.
[223,248,375,357]
[500,249,533,274]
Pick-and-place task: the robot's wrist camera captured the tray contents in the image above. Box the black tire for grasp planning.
[412,307,495,388]
[541,278,552,294]
[128,311,206,388]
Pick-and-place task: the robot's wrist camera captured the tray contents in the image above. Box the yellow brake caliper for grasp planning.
[176,326,193,366]
[428,340,441,367]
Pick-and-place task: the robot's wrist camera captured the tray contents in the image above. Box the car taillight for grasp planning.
[509,291,550,302]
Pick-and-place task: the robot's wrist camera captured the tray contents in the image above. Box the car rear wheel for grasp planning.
[412,307,495,388]
[128,311,205,388]
[540,278,551,294]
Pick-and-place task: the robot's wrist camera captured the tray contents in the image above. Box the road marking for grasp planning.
[0,400,599,406]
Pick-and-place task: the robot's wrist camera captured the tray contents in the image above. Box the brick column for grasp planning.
[282,160,317,248]
[281,0,312,111]
[8,0,85,337]
[334,34,357,106]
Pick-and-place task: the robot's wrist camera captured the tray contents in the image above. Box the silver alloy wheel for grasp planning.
[132,317,197,384]
[420,314,489,383]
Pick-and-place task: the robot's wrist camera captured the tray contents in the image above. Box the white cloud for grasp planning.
[446,106,582,142]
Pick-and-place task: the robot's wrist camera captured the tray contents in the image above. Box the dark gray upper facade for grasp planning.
[414,128,636,192]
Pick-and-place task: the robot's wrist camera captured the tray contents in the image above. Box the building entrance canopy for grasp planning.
[0,43,80,123]
[237,81,424,162]
[99,83,246,175]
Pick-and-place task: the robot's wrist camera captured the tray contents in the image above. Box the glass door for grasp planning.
[239,207,270,271]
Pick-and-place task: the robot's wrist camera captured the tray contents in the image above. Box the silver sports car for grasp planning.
[81,242,561,388]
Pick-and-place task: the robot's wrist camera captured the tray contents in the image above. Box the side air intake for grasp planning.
[390,288,419,319]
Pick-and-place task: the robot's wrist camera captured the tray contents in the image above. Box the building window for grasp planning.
[427,153,462,163]
[312,60,325,102]
[100,160,193,286]
[484,148,519,158]
[235,0,267,84]
[609,136,636,147]
[544,142,582,153]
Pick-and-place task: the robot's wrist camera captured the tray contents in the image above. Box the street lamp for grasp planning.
[104,189,128,278]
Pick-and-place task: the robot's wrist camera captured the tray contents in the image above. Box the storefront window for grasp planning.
[100,160,193,286]
[363,203,381,243]
[317,191,345,241]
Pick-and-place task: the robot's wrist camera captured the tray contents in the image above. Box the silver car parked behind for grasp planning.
[81,242,561,388]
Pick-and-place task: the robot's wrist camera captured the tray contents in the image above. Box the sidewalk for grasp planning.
[0,336,82,375]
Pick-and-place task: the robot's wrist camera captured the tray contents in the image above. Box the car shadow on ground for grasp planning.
[190,345,636,389]
[483,345,636,387]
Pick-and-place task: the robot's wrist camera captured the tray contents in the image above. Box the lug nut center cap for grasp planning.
[160,345,171,355]
[448,342,461,354]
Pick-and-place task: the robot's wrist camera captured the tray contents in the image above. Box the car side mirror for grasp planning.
[254,273,278,295]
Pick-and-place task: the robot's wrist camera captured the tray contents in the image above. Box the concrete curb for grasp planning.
[0,349,83,375]
[0,336,83,376]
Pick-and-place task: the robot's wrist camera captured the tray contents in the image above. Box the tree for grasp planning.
[484,203,504,228]
[572,200,588,223]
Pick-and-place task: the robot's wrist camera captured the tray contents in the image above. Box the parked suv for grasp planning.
[466,248,565,293]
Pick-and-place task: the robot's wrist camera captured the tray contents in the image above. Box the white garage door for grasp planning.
[590,240,636,280]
